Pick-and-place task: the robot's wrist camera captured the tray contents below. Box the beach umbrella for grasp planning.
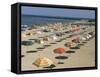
[22,33,27,38]
[26,33,33,36]
[72,38,80,43]
[21,41,33,46]
[70,43,77,48]
[64,42,80,49]
[33,57,54,68]
[82,34,91,41]
[21,40,33,52]
[81,36,87,41]
[50,35,58,40]
[70,25,75,32]
[43,36,49,41]
[69,42,80,49]
[43,29,50,32]
[53,48,65,64]
[36,31,42,34]
[64,42,72,47]
[35,39,44,44]
[75,25,80,32]
[40,40,44,44]
[53,48,65,54]
[55,32,63,36]
[88,32,94,36]
[22,32,33,38]
[52,36,57,40]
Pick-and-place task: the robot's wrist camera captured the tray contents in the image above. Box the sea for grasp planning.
[21,15,82,26]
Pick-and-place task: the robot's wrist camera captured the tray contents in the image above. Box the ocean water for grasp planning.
[21,15,78,26]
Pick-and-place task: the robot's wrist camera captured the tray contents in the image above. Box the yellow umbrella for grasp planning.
[33,57,54,67]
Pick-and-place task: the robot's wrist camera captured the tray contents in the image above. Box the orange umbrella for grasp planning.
[53,48,65,54]
[53,48,65,64]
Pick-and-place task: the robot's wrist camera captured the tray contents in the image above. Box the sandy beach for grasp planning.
[21,23,95,71]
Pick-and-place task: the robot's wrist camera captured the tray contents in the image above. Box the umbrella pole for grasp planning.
[58,54,63,64]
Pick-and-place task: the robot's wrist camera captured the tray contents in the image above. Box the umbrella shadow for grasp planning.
[70,47,80,49]
[43,64,56,69]
[43,45,51,47]
[37,47,45,49]
[78,43,84,46]
[21,55,25,57]
[66,50,75,53]
[29,39,36,40]
[82,41,87,43]
[55,56,68,64]
[58,62,64,64]
[26,50,38,53]
[50,42,57,44]
[56,40,62,42]
[55,56,68,60]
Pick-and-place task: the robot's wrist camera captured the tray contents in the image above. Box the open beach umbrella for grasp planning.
[50,35,58,40]
[21,31,29,37]
[36,31,42,34]
[64,42,80,49]
[26,32,33,36]
[35,39,44,44]
[70,25,75,32]
[72,38,80,43]
[43,36,49,41]
[22,32,33,38]
[69,42,80,49]
[53,48,65,54]
[21,41,33,46]
[64,42,72,47]
[33,57,55,68]
[53,48,65,64]
[81,34,90,41]
[81,36,87,41]
[74,25,80,32]
[21,40,33,52]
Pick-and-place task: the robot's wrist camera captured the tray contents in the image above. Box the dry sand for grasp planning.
[21,26,95,71]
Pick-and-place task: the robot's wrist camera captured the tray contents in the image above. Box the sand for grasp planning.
[21,25,95,71]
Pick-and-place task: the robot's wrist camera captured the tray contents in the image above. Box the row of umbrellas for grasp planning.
[21,25,95,68]
[21,24,82,38]
[21,27,83,46]
[32,31,95,68]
